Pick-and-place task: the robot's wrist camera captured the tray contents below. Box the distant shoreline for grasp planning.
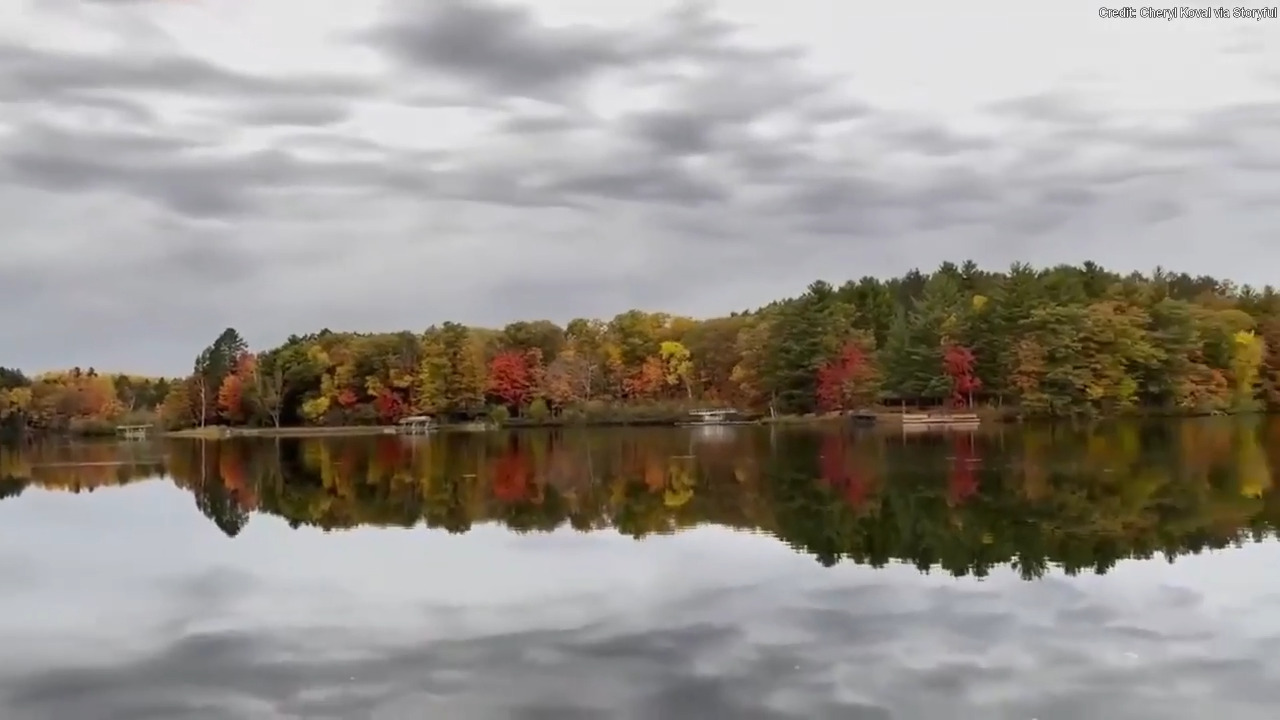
[151,406,1255,440]
[7,405,1263,444]
[160,413,845,439]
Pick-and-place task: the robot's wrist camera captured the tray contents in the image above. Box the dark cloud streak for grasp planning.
[0,42,374,103]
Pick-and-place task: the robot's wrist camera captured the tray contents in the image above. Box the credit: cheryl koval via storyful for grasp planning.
[1099,5,1278,19]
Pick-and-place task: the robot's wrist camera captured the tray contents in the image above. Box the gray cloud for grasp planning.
[2,0,1279,373]
[229,100,353,128]
[0,121,436,220]
[366,0,632,100]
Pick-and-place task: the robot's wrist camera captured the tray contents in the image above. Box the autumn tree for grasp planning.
[191,328,248,426]
[160,378,199,429]
[623,356,666,400]
[523,348,547,402]
[682,315,748,403]
[942,343,981,408]
[658,341,693,399]
[544,348,591,407]
[216,354,256,424]
[252,353,286,428]
[216,372,245,424]
[1009,338,1048,413]
[608,310,665,370]
[487,350,533,410]
[500,320,566,363]
[564,318,607,398]
[730,317,775,412]
[816,341,881,413]
[1260,319,1280,410]
[415,322,485,418]
[0,381,32,437]
[1229,329,1264,409]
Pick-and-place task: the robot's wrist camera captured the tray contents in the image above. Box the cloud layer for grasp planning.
[3,0,1279,373]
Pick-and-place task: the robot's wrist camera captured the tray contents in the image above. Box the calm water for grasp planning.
[4,420,1280,719]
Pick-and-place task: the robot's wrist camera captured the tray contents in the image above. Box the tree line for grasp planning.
[0,366,171,438]
[4,420,1278,577]
[6,261,1280,433]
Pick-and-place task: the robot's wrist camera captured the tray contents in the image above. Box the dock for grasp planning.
[396,415,437,435]
[676,408,754,427]
[115,424,153,441]
[900,412,980,427]
[899,412,981,433]
[851,411,981,430]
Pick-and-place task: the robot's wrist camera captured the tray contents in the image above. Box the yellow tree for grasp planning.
[413,330,449,415]
[658,341,693,399]
[299,396,330,424]
[1229,329,1264,408]
[0,387,32,423]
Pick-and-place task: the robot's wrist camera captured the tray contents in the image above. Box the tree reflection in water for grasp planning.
[4,418,1280,580]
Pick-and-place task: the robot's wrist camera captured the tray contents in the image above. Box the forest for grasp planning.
[0,366,170,437]
[5,260,1280,433]
[3,420,1278,578]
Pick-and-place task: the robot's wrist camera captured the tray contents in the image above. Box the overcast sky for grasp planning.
[2,0,1278,375]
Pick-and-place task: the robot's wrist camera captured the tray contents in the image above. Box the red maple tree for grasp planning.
[942,343,981,408]
[373,388,405,423]
[488,350,532,408]
[816,343,879,412]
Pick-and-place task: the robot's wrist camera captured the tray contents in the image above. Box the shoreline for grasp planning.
[10,406,1263,443]
[157,406,1259,440]
[161,414,831,439]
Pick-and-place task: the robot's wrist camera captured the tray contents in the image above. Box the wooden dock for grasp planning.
[115,424,153,441]
[851,412,981,430]
[676,408,754,427]
[900,412,980,426]
[396,415,437,435]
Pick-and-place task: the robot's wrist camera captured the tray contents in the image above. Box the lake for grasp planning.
[3,419,1280,719]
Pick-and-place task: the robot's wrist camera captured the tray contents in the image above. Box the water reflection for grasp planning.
[5,418,1279,579]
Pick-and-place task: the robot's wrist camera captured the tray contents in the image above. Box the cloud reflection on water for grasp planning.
[2,480,1280,718]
